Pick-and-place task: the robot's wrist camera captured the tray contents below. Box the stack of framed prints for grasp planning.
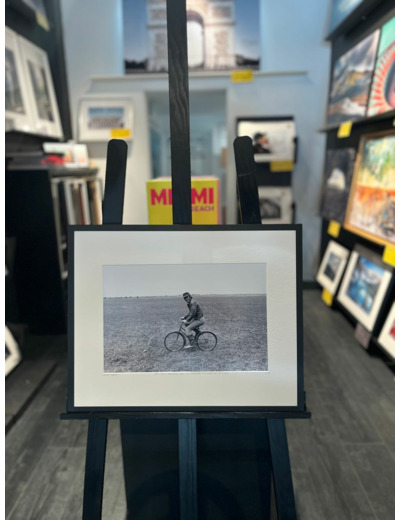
[337,245,393,332]
[68,225,304,411]
[5,27,63,138]
[344,130,395,247]
[377,303,395,358]
[316,240,349,295]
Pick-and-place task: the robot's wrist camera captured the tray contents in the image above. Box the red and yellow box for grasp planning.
[147,176,220,225]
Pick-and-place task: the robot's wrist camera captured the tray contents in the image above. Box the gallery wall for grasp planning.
[60,0,331,280]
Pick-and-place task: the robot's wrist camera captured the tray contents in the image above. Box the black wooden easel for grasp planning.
[61,1,310,518]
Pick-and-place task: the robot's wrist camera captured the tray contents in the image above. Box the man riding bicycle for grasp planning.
[181,292,205,348]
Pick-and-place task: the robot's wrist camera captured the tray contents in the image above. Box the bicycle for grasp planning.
[164,321,217,352]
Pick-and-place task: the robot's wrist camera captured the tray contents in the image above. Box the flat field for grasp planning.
[104,295,267,373]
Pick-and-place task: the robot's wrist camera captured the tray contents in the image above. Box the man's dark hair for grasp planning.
[253,132,265,141]
[183,292,191,298]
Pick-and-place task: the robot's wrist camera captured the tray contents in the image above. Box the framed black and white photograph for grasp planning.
[17,35,63,138]
[78,98,134,141]
[5,27,35,133]
[68,225,304,412]
[5,326,22,377]
[377,303,395,359]
[337,245,393,332]
[258,187,293,224]
[316,240,350,295]
[237,117,296,165]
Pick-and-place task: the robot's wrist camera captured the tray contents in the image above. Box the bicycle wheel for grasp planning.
[164,332,186,352]
[197,331,217,351]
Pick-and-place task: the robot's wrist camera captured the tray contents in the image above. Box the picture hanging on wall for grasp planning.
[367,17,395,117]
[327,30,380,125]
[5,27,35,133]
[5,326,22,377]
[123,0,260,73]
[68,225,304,412]
[326,0,363,36]
[316,240,349,295]
[237,118,296,165]
[17,35,63,138]
[320,148,356,224]
[344,130,395,247]
[377,302,395,358]
[258,187,293,224]
[337,245,393,332]
[78,98,134,142]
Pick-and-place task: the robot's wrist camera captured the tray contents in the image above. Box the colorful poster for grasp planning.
[327,0,363,35]
[327,31,380,125]
[368,17,395,117]
[320,148,356,224]
[345,132,395,246]
[123,0,260,73]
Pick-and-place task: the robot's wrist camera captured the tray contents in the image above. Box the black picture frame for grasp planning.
[67,224,305,413]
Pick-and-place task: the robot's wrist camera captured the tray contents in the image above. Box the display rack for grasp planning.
[318,0,395,361]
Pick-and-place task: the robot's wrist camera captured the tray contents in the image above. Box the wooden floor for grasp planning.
[5,291,395,519]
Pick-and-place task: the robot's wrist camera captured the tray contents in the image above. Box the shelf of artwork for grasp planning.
[319,109,394,133]
[325,0,386,41]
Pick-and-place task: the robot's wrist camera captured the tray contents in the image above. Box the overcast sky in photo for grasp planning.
[103,263,266,297]
[123,0,259,61]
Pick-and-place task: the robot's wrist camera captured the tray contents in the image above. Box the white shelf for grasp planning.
[90,70,308,82]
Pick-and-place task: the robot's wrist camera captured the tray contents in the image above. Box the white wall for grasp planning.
[60,0,331,279]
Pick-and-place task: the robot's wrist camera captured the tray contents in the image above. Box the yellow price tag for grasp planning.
[327,220,341,238]
[231,70,254,83]
[270,161,294,172]
[383,246,395,267]
[35,11,50,31]
[110,128,131,139]
[321,289,333,307]
[337,121,352,138]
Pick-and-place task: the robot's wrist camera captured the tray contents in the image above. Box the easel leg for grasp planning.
[179,418,197,520]
[267,419,297,520]
[83,419,108,520]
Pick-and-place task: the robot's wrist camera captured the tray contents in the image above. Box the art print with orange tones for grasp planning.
[345,131,395,246]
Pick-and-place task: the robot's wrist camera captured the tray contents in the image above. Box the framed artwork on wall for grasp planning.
[17,35,63,138]
[258,187,293,224]
[344,130,395,247]
[327,30,380,125]
[367,16,395,117]
[5,326,22,377]
[68,225,304,412]
[237,117,296,165]
[320,148,356,224]
[78,98,134,142]
[377,302,395,358]
[337,245,393,332]
[123,0,260,74]
[316,240,349,295]
[5,27,35,133]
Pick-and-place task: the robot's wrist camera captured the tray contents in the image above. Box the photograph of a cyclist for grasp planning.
[103,263,267,374]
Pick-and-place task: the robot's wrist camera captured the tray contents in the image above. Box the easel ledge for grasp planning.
[60,409,311,421]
